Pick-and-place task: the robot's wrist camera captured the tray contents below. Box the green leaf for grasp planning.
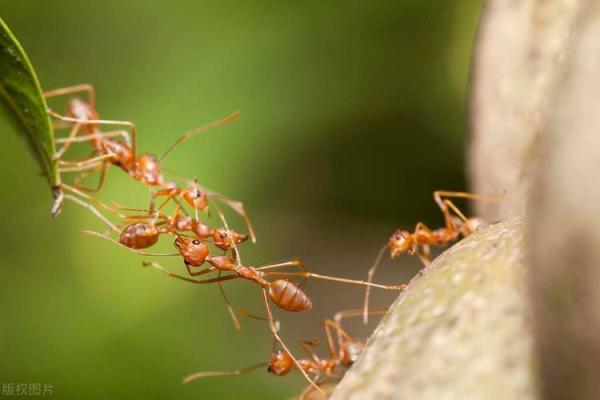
[0,18,59,198]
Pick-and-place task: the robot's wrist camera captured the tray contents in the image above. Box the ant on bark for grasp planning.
[44,84,255,242]
[362,190,503,323]
[183,308,387,399]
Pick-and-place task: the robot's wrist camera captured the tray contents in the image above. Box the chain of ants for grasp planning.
[45,84,502,399]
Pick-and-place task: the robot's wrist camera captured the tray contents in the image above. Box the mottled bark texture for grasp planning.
[333,0,600,399]
[468,0,583,221]
[331,219,534,400]
[530,2,600,399]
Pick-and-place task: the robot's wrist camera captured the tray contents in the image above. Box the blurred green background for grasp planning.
[0,1,482,399]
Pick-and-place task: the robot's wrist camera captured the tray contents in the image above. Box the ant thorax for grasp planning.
[135,154,163,186]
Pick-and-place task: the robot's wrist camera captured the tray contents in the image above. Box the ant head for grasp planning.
[340,340,364,366]
[212,228,249,251]
[388,230,412,259]
[174,236,209,266]
[267,349,293,376]
[137,154,162,185]
[465,217,486,234]
[183,187,208,211]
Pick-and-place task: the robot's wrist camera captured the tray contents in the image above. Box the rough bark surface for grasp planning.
[468,0,584,221]
[331,0,600,399]
[530,2,600,399]
[331,218,534,400]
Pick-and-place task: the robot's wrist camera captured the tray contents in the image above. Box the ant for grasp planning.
[84,227,401,391]
[362,190,503,323]
[44,84,255,242]
[62,179,253,331]
[111,203,249,252]
[182,307,387,399]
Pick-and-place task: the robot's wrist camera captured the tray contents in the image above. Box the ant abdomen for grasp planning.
[269,280,312,312]
[119,222,159,249]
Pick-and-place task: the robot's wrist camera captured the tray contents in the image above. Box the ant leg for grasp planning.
[63,194,119,233]
[392,222,433,267]
[44,83,96,109]
[299,340,322,363]
[55,130,131,147]
[323,319,346,359]
[299,378,326,400]
[254,259,402,291]
[58,153,114,170]
[72,163,110,193]
[254,260,309,288]
[335,307,387,333]
[182,362,268,383]
[363,244,389,324]
[51,119,75,130]
[415,244,431,266]
[83,231,180,257]
[184,263,217,277]
[65,163,103,192]
[238,308,267,322]
[433,190,503,231]
[155,191,178,212]
[161,169,257,242]
[260,287,323,394]
[210,200,243,266]
[262,270,406,291]
[54,122,83,160]
[255,260,306,272]
[58,162,103,173]
[159,111,241,161]
[142,261,240,284]
[61,184,125,218]
[47,111,138,159]
[210,194,256,243]
[216,270,242,331]
[151,258,242,330]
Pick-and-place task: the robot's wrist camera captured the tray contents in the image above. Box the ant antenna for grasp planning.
[82,230,180,257]
[363,244,389,324]
[183,362,268,383]
[159,112,241,162]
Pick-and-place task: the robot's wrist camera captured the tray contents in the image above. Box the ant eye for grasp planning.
[192,239,200,245]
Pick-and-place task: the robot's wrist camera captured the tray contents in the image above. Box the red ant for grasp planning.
[182,308,387,399]
[362,190,503,323]
[112,203,249,252]
[60,182,252,331]
[44,84,255,242]
[84,225,401,391]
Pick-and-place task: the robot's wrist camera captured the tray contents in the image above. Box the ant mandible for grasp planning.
[362,190,503,323]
